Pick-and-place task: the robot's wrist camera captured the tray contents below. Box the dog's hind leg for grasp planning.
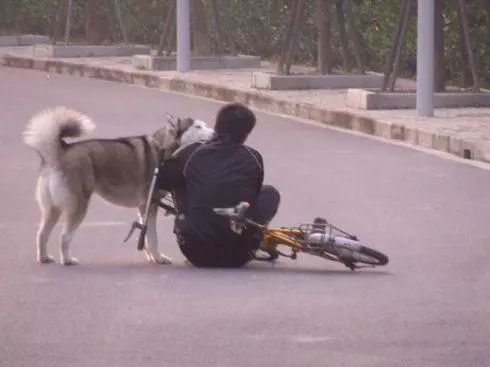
[138,204,172,265]
[37,206,61,264]
[36,177,60,263]
[59,203,88,266]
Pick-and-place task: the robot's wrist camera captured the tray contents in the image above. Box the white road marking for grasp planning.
[80,221,128,228]
[291,335,333,343]
[0,220,128,228]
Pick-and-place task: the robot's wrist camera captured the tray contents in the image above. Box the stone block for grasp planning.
[347,89,490,110]
[448,137,462,156]
[0,36,18,46]
[33,44,150,58]
[433,134,450,152]
[418,131,435,149]
[375,121,392,139]
[133,55,260,71]
[17,35,50,45]
[405,128,419,145]
[252,72,383,90]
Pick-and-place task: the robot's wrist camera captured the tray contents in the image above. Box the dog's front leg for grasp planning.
[138,204,172,265]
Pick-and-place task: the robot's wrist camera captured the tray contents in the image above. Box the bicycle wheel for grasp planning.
[344,246,389,266]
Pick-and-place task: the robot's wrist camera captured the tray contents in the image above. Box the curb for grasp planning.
[2,54,488,163]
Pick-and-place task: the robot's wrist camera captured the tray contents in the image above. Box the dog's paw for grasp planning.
[154,254,172,265]
[62,257,79,266]
[38,255,55,264]
[143,248,154,262]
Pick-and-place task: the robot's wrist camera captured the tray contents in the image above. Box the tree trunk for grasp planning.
[388,0,413,91]
[434,0,446,92]
[316,0,333,74]
[105,0,118,43]
[271,0,282,23]
[64,0,73,45]
[85,0,111,45]
[335,0,351,72]
[284,0,306,74]
[191,0,212,55]
[211,0,225,56]
[457,0,479,91]
[277,0,299,74]
[457,5,471,87]
[113,0,128,44]
[382,0,408,91]
[218,0,237,55]
[158,0,176,56]
[342,0,364,74]
[166,17,176,56]
[52,0,64,44]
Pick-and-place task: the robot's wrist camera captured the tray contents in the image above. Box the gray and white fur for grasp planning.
[23,106,214,266]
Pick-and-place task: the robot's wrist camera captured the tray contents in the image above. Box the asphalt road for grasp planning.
[1,65,489,367]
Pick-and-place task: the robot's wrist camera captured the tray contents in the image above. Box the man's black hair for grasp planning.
[214,103,256,143]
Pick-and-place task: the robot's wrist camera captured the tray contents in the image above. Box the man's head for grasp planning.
[214,103,256,143]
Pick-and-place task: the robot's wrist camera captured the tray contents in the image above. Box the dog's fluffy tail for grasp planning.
[23,107,95,165]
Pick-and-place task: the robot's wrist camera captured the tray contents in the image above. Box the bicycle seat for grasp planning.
[213,201,250,222]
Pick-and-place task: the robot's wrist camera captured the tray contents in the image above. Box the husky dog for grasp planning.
[23,106,214,266]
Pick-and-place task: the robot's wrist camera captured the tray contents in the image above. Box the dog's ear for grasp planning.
[165,113,179,130]
[179,117,194,133]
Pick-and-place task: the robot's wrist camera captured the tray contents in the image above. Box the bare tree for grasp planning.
[335,0,351,72]
[457,7,471,87]
[191,0,212,55]
[277,0,299,74]
[217,0,237,55]
[342,0,364,74]
[385,0,414,91]
[457,0,479,91]
[317,0,333,74]
[434,0,446,92]
[382,0,408,90]
[157,0,176,56]
[85,0,111,44]
[64,0,73,45]
[113,0,128,44]
[51,0,64,44]
[284,0,306,74]
[211,0,225,56]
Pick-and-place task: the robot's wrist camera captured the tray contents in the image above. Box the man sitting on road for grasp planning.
[158,103,280,267]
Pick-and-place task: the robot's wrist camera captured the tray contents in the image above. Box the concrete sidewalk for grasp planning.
[1,46,489,163]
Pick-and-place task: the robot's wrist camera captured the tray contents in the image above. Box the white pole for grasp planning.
[416,0,435,117]
[176,0,191,72]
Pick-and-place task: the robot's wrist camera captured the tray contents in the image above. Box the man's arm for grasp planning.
[158,142,202,191]
[244,146,264,193]
[156,157,182,191]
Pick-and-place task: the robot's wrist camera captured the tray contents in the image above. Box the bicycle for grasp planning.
[125,184,389,270]
[213,202,389,270]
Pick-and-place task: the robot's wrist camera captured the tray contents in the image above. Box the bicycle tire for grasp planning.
[348,246,389,266]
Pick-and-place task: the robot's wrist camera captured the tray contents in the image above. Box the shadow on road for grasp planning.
[34,261,392,280]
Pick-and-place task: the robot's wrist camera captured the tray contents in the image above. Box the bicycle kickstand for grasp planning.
[123,166,160,251]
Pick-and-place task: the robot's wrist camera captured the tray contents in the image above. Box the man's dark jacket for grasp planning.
[158,134,264,266]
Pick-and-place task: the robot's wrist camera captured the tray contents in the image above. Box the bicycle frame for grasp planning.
[247,218,352,264]
[261,227,302,251]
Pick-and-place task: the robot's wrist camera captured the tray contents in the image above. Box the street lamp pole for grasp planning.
[416,0,435,117]
[176,0,190,72]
